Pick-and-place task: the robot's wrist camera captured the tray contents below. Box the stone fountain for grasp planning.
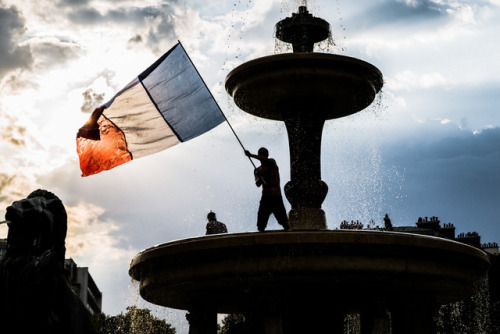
[129,6,489,333]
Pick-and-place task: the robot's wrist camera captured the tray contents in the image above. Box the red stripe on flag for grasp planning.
[77,115,132,176]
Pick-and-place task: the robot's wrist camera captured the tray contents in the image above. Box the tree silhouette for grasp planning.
[92,306,176,334]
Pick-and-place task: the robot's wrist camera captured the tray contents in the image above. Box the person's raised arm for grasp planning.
[244,150,269,162]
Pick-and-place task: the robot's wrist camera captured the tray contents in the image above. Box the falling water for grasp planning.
[127,279,189,333]
[435,276,492,334]
[341,277,493,334]
[344,313,361,334]
[322,92,395,228]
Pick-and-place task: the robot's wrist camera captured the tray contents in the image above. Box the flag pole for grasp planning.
[177,41,258,170]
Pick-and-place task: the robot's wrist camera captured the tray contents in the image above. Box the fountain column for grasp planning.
[283,115,328,229]
[276,6,330,230]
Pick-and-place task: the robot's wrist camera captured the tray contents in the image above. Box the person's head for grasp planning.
[258,147,269,158]
[207,211,216,221]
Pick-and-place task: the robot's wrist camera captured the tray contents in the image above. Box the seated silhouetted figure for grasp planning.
[205,211,228,235]
[0,189,95,334]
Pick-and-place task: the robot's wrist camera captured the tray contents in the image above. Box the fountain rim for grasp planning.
[224,52,384,121]
[129,230,489,279]
[128,230,490,312]
[225,52,384,94]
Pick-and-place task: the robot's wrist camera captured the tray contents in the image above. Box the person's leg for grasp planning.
[273,196,290,230]
[257,197,272,231]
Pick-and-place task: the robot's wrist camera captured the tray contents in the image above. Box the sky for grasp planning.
[1,0,499,331]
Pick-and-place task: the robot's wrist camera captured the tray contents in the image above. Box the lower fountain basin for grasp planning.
[225,53,383,121]
[129,230,488,314]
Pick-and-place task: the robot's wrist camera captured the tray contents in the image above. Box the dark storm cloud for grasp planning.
[425,128,500,160]
[353,0,448,29]
[0,2,34,79]
[64,3,174,26]
[61,3,177,52]
[384,126,500,175]
[382,126,500,235]
[59,0,90,6]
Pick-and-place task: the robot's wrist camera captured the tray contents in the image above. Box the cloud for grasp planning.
[81,88,105,113]
[380,126,500,233]
[29,36,82,71]
[425,126,500,160]
[58,0,90,6]
[128,34,143,45]
[53,1,179,55]
[387,70,451,91]
[65,201,137,261]
[385,82,500,132]
[355,0,448,29]
[141,4,177,53]
[0,2,34,79]
[0,111,27,147]
[0,173,17,203]
[62,2,176,27]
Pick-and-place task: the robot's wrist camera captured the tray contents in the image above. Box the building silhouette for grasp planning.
[64,258,102,315]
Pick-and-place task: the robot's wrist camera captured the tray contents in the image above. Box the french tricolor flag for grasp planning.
[77,42,225,177]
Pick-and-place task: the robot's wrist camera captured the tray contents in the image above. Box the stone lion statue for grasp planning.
[0,189,95,334]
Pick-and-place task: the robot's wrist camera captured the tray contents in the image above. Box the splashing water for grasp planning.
[339,276,492,333]
[127,279,189,333]
[316,33,336,53]
[344,313,361,334]
[332,0,348,53]
[276,0,332,53]
[436,276,491,334]
[323,87,407,229]
[274,37,293,54]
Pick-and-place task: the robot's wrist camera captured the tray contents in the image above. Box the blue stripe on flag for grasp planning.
[140,43,225,142]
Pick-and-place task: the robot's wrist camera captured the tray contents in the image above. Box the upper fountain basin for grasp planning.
[225,52,383,121]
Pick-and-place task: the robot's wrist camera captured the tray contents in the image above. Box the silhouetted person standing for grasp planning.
[205,211,228,235]
[245,148,290,232]
[384,213,393,231]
